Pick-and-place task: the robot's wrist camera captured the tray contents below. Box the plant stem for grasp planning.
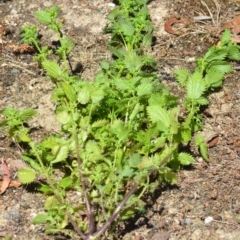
[73,128,95,235]
[90,182,139,239]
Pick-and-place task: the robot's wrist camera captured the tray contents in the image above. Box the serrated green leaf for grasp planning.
[138,156,153,169]
[228,45,240,61]
[129,103,141,121]
[51,145,68,164]
[59,176,72,189]
[205,48,227,62]
[194,133,204,146]
[178,152,194,165]
[169,107,179,134]
[51,87,65,101]
[136,81,152,96]
[180,128,191,143]
[204,69,224,88]
[118,18,135,36]
[200,142,209,161]
[164,172,177,184]
[77,86,91,104]
[196,97,209,105]
[32,214,49,224]
[128,153,142,168]
[18,132,31,143]
[18,168,36,184]
[92,119,108,128]
[187,71,206,99]
[114,77,132,91]
[58,37,75,55]
[124,50,143,72]
[221,29,231,46]
[19,108,37,121]
[56,111,71,125]
[175,68,189,87]
[42,60,63,79]
[38,184,53,194]
[110,120,129,142]
[147,105,170,129]
[61,82,77,102]
[100,60,110,70]
[118,168,134,177]
[106,6,120,21]
[91,88,104,103]
[209,61,232,74]
[142,30,153,46]
[44,196,59,210]
[35,10,52,25]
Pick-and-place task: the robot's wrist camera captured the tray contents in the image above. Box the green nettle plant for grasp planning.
[1,0,240,239]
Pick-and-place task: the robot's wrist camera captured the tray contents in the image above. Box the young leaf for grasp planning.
[136,80,152,96]
[100,60,110,70]
[91,88,105,103]
[128,153,142,168]
[51,145,68,164]
[227,45,240,61]
[196,97,209,105]
[124,50,143,72]
[204,69,224,88]
[44,196,59,210]
[147,105,170,129]
[32,214,49,224]
[187,71,206,99]
[175,68,189,87]
[178,152,194,165]
[18,168,36,184]
[220,29,231,46]
[118,18,135,36]
[129,103,141,121]
[57,37,75,55]
[164,172,177,184]
[194,133,204,146]
[77,85,91,104]
[61,82,77,102]
[200,142,209,161]
[19,108,37,121]
[42,60,63,79]
[59,176,73,189]
[169,107,179,134]
[138,156,153,169]
[56,111,71,125]
[208,61,232,74]
[35,10,52,25]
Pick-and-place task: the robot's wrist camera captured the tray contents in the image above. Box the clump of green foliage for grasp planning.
[0,0,239,239]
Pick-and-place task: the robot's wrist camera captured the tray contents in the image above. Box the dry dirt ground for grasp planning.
[1,0,240,239]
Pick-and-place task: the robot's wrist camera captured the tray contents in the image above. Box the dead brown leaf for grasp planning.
[0,180,21,188]
[164,17,185,35]
[0,159,11,194]
[221,15,240,34]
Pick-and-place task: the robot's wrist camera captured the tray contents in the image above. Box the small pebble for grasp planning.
[10,9,18,15]
[108,3,116,8]
[204,216,214,224]
[184,217,191,225]
[11,69,20,74]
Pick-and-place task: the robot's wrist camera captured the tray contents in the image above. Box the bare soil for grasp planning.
[1,0,240,239]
